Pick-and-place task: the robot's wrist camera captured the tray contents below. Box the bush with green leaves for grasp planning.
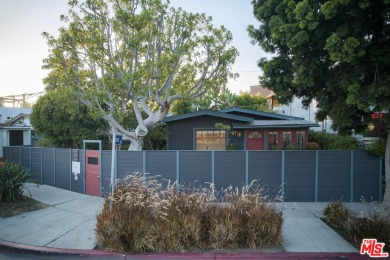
[0,161,31,202]
[366,139,386,157]
[308,130,362,150]
[96,173,283,253]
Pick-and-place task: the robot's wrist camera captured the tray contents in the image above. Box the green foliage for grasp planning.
[324,202,390,251]
[306,142,320,150]
[143,123,168,150]
[170,99,193,116]
[366,139,387,157]
[43,0,238,150]
[249,0,390,134]
[308,130,362,150]
[235,92,272,112]
[30,88,109,148]
[96,173,283,253]
[0,161,31,202]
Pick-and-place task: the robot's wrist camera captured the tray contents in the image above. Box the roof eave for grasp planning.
[233,124,320,129]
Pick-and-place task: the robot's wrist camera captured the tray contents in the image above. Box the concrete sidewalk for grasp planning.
[0,183,380,255]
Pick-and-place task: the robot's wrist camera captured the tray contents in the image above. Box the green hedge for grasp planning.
[308,130,362,150]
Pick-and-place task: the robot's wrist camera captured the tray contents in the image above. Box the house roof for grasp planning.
[4,113,30,126]
[219,107,304,120]
[163,108,319,129]
[233,120,319,129]
[162,110,254,123]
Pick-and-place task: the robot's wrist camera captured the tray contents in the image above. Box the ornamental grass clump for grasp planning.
[96,173,283,253]
[324,202,390,251]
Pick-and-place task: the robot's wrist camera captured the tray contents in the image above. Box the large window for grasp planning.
[195,130,226,150]
[282,132,292,148]
[296,131,305,149]
[268,132,278,149]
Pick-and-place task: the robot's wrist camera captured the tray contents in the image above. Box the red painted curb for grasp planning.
[0,239,379,259]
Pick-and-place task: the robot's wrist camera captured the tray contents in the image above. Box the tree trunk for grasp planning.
[382,130,390,212]
[129,137,144,151]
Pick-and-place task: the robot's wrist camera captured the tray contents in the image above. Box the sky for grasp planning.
[0,0,269,99]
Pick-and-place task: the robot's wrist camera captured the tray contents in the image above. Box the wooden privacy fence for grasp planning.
[2,146,383,202]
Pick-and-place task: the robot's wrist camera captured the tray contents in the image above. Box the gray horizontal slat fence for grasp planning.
[1,146,382,202]
[11,147,21,163]
[284,151,316,202]
[30,148,42,182]
[21,148,30,171]
[145,151,176,183]
[248,151,282,201]
[101,151,112,197]
[55,149,71,190]
[71,149,84,194]
[117,151,143,179]
[214,151,246,191]
[42,149,55,186]
[318,151,351,201]
[179,151,212,189]
[353,150,380,202]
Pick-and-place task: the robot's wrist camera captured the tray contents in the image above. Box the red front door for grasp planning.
[246,130,264,150]
[86,150,100,196]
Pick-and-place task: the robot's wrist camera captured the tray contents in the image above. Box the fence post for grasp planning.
[40,148,43,184]
[53,149,56,187]
[315,151,319,202]
[245,151,249,186]
[350,151,354,202]
[69,149,72,192]
[281,151,285,201]
[19,146,22,163]
[379,157,383,202]
[211,151,215,185]
[29,148,32,171]
[176,151,180,190]
[143,151,146,178]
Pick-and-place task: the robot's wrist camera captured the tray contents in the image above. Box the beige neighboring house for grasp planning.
[0,107,33,159]
[250,85,334,133]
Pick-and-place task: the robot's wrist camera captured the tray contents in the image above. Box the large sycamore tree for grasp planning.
[249,0,390,207]
[43,0,238,150]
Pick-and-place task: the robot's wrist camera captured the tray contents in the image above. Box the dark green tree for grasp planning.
[30,88,109,148]
[249,0,390,207]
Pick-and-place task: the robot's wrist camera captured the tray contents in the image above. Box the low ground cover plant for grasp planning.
[0,161,31,202]
[323,202,390,251]
[96,173,283,253]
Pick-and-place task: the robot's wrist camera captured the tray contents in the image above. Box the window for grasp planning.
[87,157,98,165]
[249,131,261,139]
[268,132,278,149]
[282,132,292,148]
[195,130,226,150]
[296,131,305,149]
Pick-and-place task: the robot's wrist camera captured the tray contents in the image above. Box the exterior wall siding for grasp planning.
[2,146,382,202]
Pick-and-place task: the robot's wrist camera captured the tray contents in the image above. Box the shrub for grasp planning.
[366,139,386,157]
[0,161,31,202]
[309,130,362,150]
[324,202,390,251]
[96,173,283,253]
[306,142,320,150]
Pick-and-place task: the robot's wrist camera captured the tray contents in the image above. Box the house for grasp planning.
[163,107,319,150]
[250,85,334,133]
[0,107,34,159]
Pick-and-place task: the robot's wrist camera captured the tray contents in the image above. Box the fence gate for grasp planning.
[83,140,102,197]
[85,150,100,196]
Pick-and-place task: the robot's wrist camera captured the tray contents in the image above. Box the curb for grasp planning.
[0,239,376,259]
